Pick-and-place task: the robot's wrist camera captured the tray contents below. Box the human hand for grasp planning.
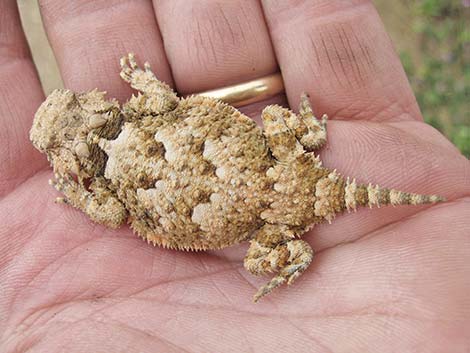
[1,1,469,352]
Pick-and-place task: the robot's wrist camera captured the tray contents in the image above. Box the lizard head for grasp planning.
[30,88,123,178]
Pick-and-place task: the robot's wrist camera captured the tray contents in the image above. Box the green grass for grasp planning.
[396,0,469,156]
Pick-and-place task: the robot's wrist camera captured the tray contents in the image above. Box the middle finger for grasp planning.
[153,0,278,98]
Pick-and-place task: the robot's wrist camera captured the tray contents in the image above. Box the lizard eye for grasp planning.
[88,113,108,129]
[74,141,91,158]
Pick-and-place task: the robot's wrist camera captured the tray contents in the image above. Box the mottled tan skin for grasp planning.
[30,54,444,302]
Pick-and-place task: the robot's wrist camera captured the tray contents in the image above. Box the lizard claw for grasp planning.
[120,53,142,83]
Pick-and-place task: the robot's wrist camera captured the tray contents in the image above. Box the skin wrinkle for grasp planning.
[24,317,185,353]
[328,96,415,122]
[264,0,371,28]
[7,261,244,334]
[14,295,130,342]
[102,315,192,353]
[389,120,462,152]
[352,28,374,70]
[316,23,370,91]
[194,20,210,72]
[210,276,236,307]
[386,120,464,164]
[206,19,219,65]
[7,293,111,344]
[13,297,228,350]
[336,25,352,65]
[39,0,140,25]
[284,316,334,353]
[308,35,322,69]
[374,83,421,121]
[6,239,99,325]
[338,24,364,86]
[255,0,278,69]
[320,32,343,88]
[211,14,255,70]
[7,335,40,353]
[236,11,248,47]
[327,104,368,121]
[92,312,246,349]
[216,3,236,45]
[25,294,417,322]
[9,285,419,346]
[329,29,353,89]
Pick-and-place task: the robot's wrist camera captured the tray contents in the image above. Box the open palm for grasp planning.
[1,1,469,352]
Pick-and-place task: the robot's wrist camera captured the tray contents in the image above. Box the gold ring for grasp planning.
[192,73,284,107]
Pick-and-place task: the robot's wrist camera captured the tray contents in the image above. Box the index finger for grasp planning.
[39,0,173,102]
[261,0,421,122]
[0,0,47,196]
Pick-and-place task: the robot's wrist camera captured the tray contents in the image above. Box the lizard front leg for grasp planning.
[261,94,328,161]
[120,53,178,114]
[51,174,127,228]
[244,224,314,302]
[297,93,328,151]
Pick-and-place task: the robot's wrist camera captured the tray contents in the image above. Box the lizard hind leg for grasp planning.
[244,225,314,302]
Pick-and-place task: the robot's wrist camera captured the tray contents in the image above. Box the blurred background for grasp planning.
[17,0,469,157]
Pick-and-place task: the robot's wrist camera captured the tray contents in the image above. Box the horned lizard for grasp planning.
[30,53,444,302]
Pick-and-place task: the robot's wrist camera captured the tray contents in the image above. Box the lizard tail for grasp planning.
[343,177,445,212]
